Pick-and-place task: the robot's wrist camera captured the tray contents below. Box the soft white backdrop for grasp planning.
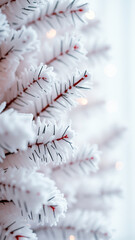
[92,1,135,239]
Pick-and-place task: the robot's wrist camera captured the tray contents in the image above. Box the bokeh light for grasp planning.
[85,10,95,20]
[115,161,123,171]
[77,97,88,105]
[46,29,56,39]
[69,235,75,240]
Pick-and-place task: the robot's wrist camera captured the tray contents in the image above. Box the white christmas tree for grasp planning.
[0,1,122,239]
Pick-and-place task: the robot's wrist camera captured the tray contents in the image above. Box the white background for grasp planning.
[92,0,135,239]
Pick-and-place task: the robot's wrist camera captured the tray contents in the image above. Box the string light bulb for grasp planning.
[115,161,123,171]
[85,10,95,20]
[77,97,88,105]
[46,29,56,39]
[69,235,75,240]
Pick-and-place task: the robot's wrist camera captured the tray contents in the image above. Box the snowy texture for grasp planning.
[36,210,112,240]
[0,119,74,169]
[0,202,37,240]
[0,9,9,44]
[0,102,35,161]
[0,168,67,225]
[0,0,121,239]
[2,0,88,31]
[0,26,38,94]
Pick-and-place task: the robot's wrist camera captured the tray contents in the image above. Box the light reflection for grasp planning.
[69,235,75,240]
[115,161,123,171]
[77,97,88,105]
[85,10,95,20]
[46,29,56,39]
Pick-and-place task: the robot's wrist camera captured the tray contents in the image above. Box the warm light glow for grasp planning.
[69,235,75,240]
[106,100,118,113]
[104,64,117,78]
[85,10,95,20]
[77,97,88,105]
[46,29,56,39]
[115,161,123,171]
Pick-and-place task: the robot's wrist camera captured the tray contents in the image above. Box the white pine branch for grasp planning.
[2,0,41,29]
[0,26,38,93]
[73,176,122,211]
[0,119,74,168]
[3,63,55,108]
[36,210,112,240]
[52,144,100,177]
[87,43,110,64]
[0,102,35,162]
[2,0,88,31]
[0,168,67,226]
[0,9,9,44]
[82,19,100,32]
[0,201,37,240]
[58,210,111,239]
[0,0,14,7]
[38,70,91,119]
[97,126,126,150]
[9,70,91,120]
[39,34,87,73]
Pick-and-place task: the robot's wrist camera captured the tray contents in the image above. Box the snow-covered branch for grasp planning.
[0,26,38,94]
[0,9,9,44]
[92,126,126,150]
[87,43,110,63]
[0,102,35,162]
[0,168,67,225]
[5,70,91,120]
[36,210,112,240]
[0,119,74,169]
[39,35,87,73]
[82,19,100,32]
[2,0,88,31]
[3,64,54,109]
[52,145,100,177]
[0,201,37,240]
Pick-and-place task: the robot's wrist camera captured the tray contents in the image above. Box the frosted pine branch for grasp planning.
[58,210,111,239]
[93,126,126,150]
[87,43,110,63]
[1,0,41,30]
[0,9,9,44]
[2,0,88,31]
[74,176,122,211]
[0,0,16,7]
[0,102,35,162]
[5,70,91,120]
[3,64,55,108]
[82,19,100,32]
[39,35,87,73]
[0,1,8,6]
[0,168,67,225]
[36,210,111,240]
[0,119,74,169]
[37,70,91,119]
[0,201,37,240]
[0,26,37,66]
[0,1,119,239]
[52,144,100,177]
[0,26,38,93]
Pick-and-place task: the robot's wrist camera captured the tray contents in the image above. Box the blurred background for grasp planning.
[35,0,135,238]
[91,1,135,239]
